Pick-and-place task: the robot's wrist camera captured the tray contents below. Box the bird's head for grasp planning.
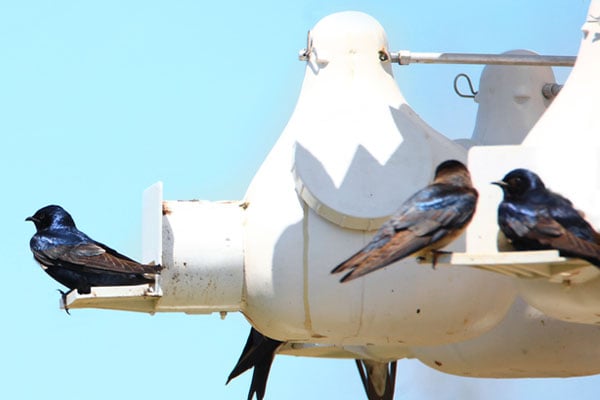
[433,159,473,187]
[26,205,77,231]
[492,168,545,199]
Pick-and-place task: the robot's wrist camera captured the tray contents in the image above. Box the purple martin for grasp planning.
[227,327,282,400]
[332,160,478,282]
[493,168,600,266]
[26,205,162,296]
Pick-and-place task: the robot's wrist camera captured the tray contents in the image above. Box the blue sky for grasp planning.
[2,1,595,399]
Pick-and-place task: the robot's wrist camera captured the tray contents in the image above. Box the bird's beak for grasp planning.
[491,180,508,188]
[25,216,35,222]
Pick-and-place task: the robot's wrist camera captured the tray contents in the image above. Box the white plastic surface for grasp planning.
[62,284,160,313]
[242,11,515,346]
[291,12,465,230]
[412,297,600,378]
[420,250,597,282]
[467,50,556,147]
[524,1,600,147]
[142,182,163,265]
[156,200,244,314]
[278,342,411,363]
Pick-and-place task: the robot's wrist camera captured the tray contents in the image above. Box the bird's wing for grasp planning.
[526,215,600,265]
[227,328,282,400]
[38,242,160,275]
[332,187,476,282]
[334,229,431,282]
[549,199,600,243]
[392,186,477,239]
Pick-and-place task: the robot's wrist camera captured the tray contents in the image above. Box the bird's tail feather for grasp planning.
[227,328,282,400]
[330,250,371,275]
[338,235,430,282]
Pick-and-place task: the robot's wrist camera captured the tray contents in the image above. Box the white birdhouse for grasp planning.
[63,0,600,380]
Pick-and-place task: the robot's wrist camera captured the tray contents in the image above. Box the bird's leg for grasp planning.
[57,289,73,315]
[355,359,398,400]
[76,280,91,295]
[430,250,451,269]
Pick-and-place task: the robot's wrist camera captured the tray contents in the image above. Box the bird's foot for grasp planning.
[57,289,73,315]
[430,250,451,269]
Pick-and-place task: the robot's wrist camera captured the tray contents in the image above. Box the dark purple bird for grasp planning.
[493,168,600,266]
[331,160,478,282]
[26,205,161,296]
[227,327,282,400]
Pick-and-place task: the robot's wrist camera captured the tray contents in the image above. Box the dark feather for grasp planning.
[335,231,432,282]
[332,160,477,282]
[38,242,159,275]
[494,169,600,267]
[227,327,282,400]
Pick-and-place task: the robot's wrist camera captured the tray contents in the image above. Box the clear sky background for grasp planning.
[1,1,596,399]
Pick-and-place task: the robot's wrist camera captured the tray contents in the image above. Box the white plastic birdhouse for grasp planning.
[63,0,600,380]
[240,11,515,349]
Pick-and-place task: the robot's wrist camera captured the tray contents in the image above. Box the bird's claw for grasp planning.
[430,250,451,269]
[57,289,72,315]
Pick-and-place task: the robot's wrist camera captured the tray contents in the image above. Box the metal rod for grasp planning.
[391,51,576,67]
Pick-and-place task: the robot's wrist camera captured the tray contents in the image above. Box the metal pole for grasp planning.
[390,51,576,67]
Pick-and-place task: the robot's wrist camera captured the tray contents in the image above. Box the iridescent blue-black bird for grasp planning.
[332,160,478,282]
[26,205,162,296]
[493,168,600,266]
[227,327,282,400]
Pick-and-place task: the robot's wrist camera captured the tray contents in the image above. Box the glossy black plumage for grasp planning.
[26,205,161,294]
[494,168,600,266]
[331,160,478,282]
[227,327,282,400]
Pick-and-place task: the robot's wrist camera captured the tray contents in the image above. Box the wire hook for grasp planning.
[453,73,478,98]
